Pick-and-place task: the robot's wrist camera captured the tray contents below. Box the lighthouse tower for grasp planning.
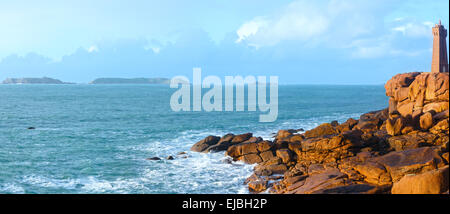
[431,20,449,73]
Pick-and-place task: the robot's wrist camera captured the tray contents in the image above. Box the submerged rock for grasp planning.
[146,157,161,161]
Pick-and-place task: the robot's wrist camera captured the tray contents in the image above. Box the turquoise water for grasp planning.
[0,84,387,193]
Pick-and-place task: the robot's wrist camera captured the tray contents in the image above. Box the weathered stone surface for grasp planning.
[259,150,275,162]
[276,149,293,163]
[275,130,294,141]
[204,134,235,152]
[304,123,338,138]
[286,168,348,194]
[385,72,421,97]
[356,109,387,131]
[226,142,259,159]
[386,72,449,118]
[420,112,434,130]
[190,136,220,152]
[254,164,288,176]
[354,161,391,185]
[430,119,449,134]
[231,133,253,144]
[257,140,273,152]
[374,147,445,182]
[336,118,358,133]
[386,117,405,136]
[387,131,439,151]
[391,165,449,194]
[238,154,263,164]
[423,102,449,113]
[311,184,391,194]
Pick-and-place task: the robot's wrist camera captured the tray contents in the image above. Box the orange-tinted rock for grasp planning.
[287,168,348,194]
[397,101,414,117]
[205,134,235,152]
[231,133,253,144]
[259,150,275,162]
[281,175,307,188]
[304,123,338,138]
[385,72,421,97]
[243,137,262,144]
[430,119,449,134]
[356,109,387,131]
[423,102,449,113]
[257,140,273,152]
[238,154,263,164]
[419,112,434,130]
[391,166,449,194]
[311,184,391,194]
[386,117,405,136]
[354,161,391,185]
[226,142,258,158]
[336,118,358,132]
[247,177,269,193]
[276,149,293,163]
[374,147,445,182]
[276,130,294,140]
[190,135,220,152]
[401,126,415,135]
[287,135,305,143]
[433,110,449,121]
[387,131,439,151]
[254,164,288,176]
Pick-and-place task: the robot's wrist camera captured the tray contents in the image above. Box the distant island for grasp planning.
[89,78,170,84]
[2,77,72,84]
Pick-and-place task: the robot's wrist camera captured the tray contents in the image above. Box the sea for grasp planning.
[0,84,387,193]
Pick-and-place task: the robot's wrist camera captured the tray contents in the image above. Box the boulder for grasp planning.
[391,166,449,194]
[386,117,405,136]
[205,134,235,152]
[419,112,434,130]
[254,163,288,176]
[275,130,294,141]
[336,118,358,133]
[286,168,348,194]
[276,149,293,163]
[304,123,338,138]
[374,147,445,182]
[226,142,259,159]
[257,140,273,152]
[190,136,220,152]
[387,131,438,151]
[231,133,253,144]
[259,150,275,162]
[238,154,263,164]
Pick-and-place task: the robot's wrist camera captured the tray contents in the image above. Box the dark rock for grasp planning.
[146,157,161,161]
[190,136,220,152]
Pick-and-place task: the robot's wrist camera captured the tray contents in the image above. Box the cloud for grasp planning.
[236,0,330,47]
[235,0,436,59]
[87,45,99,53]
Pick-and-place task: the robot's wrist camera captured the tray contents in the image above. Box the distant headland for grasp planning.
[89,78,170,84]
[2,77,73,84]
[1,77,171,85]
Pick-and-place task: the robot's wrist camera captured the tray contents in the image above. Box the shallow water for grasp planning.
[0,84,387,193]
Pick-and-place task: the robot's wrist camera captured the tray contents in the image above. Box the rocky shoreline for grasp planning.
[190,71,449,194]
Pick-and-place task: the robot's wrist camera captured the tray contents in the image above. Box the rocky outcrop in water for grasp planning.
[191,71,449,194]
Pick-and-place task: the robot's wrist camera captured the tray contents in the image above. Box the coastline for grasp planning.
[189,71,449,194]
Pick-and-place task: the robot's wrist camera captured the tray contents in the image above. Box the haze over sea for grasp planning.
[0,84,387,193]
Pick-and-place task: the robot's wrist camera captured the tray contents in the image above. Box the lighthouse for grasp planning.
[431,20,449,73]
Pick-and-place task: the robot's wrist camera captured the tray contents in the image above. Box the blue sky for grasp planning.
[0,0,448,84]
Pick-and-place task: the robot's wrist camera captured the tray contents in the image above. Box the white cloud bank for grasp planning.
[236,0,436,58]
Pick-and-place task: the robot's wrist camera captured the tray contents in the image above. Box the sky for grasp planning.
[0,0,448,84]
